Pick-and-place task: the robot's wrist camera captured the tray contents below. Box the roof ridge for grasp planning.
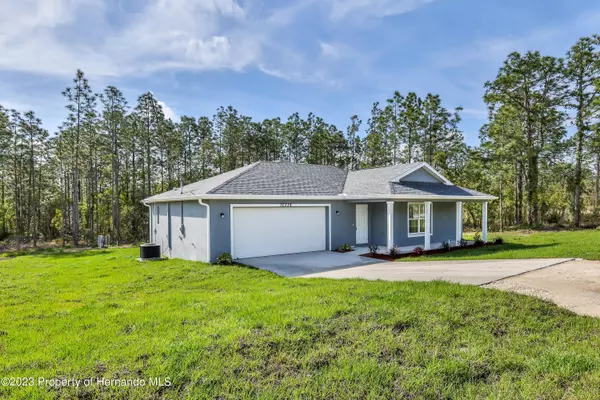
[347,162,422,173]
[205,161,262,195]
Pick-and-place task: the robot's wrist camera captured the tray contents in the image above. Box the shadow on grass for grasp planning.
[421,242,556,259]
[1,248,114,259]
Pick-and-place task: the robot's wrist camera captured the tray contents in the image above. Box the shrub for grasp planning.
[473,232,484,245]
[368,244,379,255]
[216,252,233,265]
[389,245,401,258]
[441,240,452,251]
[493,236,504,245]
[337,244,352,252]
[459,238,468,247]
[412,246,424,256]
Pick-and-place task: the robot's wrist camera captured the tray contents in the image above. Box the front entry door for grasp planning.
[356,204,369,244]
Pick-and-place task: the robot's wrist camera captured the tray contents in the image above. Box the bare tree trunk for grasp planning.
[596,153,600,210]
[499,178,503,232]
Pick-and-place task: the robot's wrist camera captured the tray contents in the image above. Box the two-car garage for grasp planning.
[231,205,329,259]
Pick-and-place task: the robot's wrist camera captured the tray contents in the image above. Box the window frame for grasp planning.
[407,202,433,237]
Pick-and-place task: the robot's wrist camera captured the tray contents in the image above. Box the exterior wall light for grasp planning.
[220,213,225,219]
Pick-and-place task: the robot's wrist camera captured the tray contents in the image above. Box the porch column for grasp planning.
[455,201,463,246]
[386,201,394,252]
[482,201,488,242]
[424,201,432,250]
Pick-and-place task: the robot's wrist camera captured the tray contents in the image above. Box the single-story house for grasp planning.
[142,161,495,262]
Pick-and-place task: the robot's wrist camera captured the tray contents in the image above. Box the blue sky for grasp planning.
[1,0,599,146]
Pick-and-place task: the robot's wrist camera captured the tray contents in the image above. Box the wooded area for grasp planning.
[0,35,599,247]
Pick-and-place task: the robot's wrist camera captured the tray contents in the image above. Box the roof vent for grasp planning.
[179,177,184,194]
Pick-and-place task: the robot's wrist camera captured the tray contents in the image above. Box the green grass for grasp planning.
[1,247,600,398]
[402,230,600,261]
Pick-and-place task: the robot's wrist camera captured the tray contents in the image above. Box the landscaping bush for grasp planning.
[459,238,468,247]
[493,236,504,245]
[473,232,484,245]
[441,240,452,251]
[368,244,379,255]
[389,244,401,257]
[216,252,233,265]
[337,244,353,252]
[412,246,424,256]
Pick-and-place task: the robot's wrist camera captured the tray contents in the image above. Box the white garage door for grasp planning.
[232,206,327,259]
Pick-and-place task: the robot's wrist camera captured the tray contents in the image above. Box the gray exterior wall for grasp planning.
[369,201,457,247]
[149,199,459,263]
[400,169,441,183]
[150,201,209,261]
[207,199,355,262]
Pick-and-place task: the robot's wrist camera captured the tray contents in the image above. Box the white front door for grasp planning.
[355,204,369,244]
[232,206,327,259]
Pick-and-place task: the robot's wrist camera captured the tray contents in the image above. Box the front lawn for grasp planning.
[401,230,600,261]
[2,248,600,399]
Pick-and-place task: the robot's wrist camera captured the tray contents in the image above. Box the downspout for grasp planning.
[142,201,152,243]
[198,198,211,263]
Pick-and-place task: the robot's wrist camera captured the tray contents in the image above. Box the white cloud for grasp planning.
[329,0,435,20]
[0,0,434,89]
[0,0,261,77]
[320,42,341,58]
[157,100,178,121]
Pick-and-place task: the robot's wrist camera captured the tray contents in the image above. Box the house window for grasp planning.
[408,203,432,236]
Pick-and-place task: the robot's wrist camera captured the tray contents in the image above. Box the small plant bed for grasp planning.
[360,241,502,261]
[334,244,354,253]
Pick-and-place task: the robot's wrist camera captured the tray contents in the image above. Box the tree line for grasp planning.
[0,35,599,247]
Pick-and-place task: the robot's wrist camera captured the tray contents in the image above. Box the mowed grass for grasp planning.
[402,229,600,261]
[2,248,600,399]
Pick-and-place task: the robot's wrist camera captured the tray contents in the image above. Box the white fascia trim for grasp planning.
[147,193,496,202]
[392,162,453,185]
[200,194,346,200]
[143,196,200,204]
[344,194,497,201]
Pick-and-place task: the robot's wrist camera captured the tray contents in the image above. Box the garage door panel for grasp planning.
[233,207,326,259]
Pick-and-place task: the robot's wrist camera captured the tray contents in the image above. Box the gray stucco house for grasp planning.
[142,161,495,262]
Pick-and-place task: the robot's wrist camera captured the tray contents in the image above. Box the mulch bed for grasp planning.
[360,242,502,261]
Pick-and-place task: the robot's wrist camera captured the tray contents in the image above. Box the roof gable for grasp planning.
[393,163,452,185]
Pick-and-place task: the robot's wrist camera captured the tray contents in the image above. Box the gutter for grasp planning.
[145,194,496,202]
[198,199,211,263]
[196,194,497,201]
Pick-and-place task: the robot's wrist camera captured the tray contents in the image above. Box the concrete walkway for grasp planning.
[239,247,384,277]
[301,258,574,286]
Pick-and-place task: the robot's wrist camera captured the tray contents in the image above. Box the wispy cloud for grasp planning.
[329,0,435,21]
[0,0,261,77]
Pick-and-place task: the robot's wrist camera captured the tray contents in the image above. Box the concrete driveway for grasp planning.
[301,258,574,285]
[238,247,384,277]
[485,260,600,317]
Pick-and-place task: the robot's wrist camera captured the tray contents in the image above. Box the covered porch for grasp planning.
[354,200,489,255]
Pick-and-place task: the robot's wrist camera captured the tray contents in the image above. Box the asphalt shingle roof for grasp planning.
[391,181,489,197]
[209,162,347,195]
[143,163,258,202]
[343,163,422,195]
[143,161,494,202]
